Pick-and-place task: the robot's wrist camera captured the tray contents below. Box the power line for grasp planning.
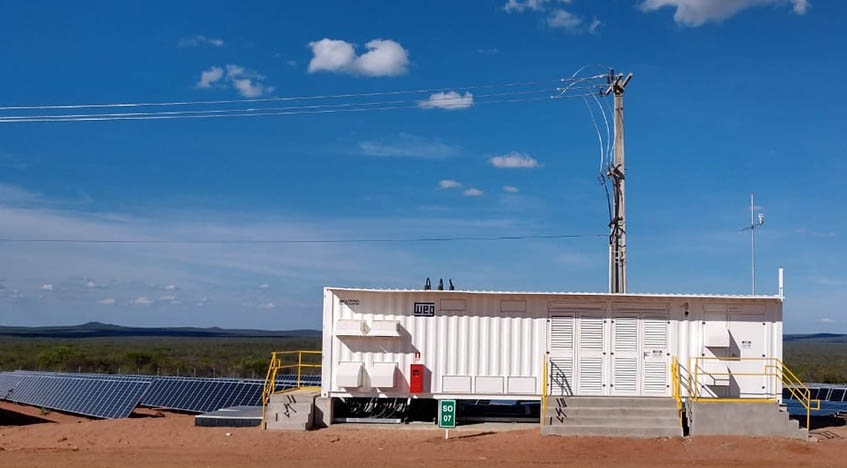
[0,93,595,123]
[0,87,591,122]
[0,233,605,245]
[0,77,599,111]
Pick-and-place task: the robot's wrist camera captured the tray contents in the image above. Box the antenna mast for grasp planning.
[743,193,765,295]
[603,69,633,294]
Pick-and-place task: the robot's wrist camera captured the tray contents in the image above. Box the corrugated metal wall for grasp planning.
[321,288,783,400]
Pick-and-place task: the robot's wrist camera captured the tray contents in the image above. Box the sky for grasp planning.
[0,0,844,332]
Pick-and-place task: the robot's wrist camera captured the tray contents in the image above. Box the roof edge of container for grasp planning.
[323,286,783,301]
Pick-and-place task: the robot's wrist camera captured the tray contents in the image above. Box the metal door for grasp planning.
[728,314,767,398]
[548,314,575,396]
[577,314,606,395]
[611,314,639,395]
[642,315,670,396]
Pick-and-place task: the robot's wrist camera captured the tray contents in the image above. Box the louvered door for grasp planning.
[611,315,639,395]
[548,314,575,396]
[577,314,606,395]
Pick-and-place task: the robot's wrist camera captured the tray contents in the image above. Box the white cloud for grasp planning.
[86,280,97,288]
[132,296,153,305]
[820,317,835,324]
[179,35,225,47]
[359,134,461,159]
[258,302,276,310]
[477,48,500,55]
[307,38,409,77]
[588,18,603,33]
[195,64,274,97]
[463,188,484,197]
[0,184,41,205]
[40,283,53,291]
[504,0,570,13]
[307,39,356,73]
[159,294,177,302]
[258,283,270,289]
[548,9,582,30]
[439,179,462,189]
[505,0,597,34]
[418,91,474,110]
[164,284,178,290]
[638,0,810,27]
[503,185,520,193]
[792,0,809,14]
[355,40,410,77]
[489,152,541,169]
[97,298,116,305]
[196,66,224,88]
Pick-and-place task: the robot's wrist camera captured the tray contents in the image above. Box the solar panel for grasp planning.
[140,378,267,413]
[1,373,149,419]
[0,371,323,418]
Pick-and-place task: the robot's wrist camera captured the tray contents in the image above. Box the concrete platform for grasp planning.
[195,406,262,427]
[542,397,683,438]
[688,401,809,439]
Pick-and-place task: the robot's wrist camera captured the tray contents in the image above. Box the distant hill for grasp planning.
[0,321,321,339]
[784,333,847,343]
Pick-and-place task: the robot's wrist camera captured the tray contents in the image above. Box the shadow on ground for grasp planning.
[0,406,55,426]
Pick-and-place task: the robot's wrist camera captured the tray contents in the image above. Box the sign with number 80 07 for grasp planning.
[439,399,456,428]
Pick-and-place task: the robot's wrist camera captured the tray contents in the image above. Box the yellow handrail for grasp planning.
[541,357,548,427]
[671,356,683,427]
[260,350,322,429]
[688,356,819,433]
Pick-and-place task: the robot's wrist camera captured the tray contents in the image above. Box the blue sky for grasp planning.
[0,0,844,332]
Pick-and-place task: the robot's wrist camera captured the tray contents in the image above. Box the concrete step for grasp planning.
[542,424,682,438]
[545,406,680,418]
[267,391,318,405]
[546,415,680,427]
[264,420,311,431]
[546,397,677,409]
[265,401,313,415]
[264,391,317,431]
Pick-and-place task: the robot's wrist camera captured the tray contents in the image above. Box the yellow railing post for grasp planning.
[541,357,548,427]
[297,352,303,388]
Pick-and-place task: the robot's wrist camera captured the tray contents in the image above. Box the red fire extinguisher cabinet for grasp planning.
[410,364,424,393]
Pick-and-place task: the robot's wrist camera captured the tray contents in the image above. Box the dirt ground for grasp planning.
[2,401,847,468]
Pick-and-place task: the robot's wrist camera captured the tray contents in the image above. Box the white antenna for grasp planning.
[742,193,765,294]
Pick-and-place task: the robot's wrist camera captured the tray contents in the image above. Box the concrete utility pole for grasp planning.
[603,69,633,294]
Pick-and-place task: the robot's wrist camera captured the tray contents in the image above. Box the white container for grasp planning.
[320,288,783,400]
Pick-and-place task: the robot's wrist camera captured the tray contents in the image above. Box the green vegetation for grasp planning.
[783,338,847,384]
[1,330,845,384]
[0,336,321,379]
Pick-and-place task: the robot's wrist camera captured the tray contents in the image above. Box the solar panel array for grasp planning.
[783,384,847,417]
[0,370,322,419]
[0,372,149,419]
[139,374,320,413]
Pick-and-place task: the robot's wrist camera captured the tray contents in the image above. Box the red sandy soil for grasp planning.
[2,401,847,468]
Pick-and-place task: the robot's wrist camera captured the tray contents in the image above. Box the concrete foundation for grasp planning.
[313,397,332,428]
[541,397,683,438]
[688,401,808,439]
[263,390,318,431]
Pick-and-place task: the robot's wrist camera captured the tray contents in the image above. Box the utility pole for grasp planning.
[603,69,633,294]
[742,193,764,294]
